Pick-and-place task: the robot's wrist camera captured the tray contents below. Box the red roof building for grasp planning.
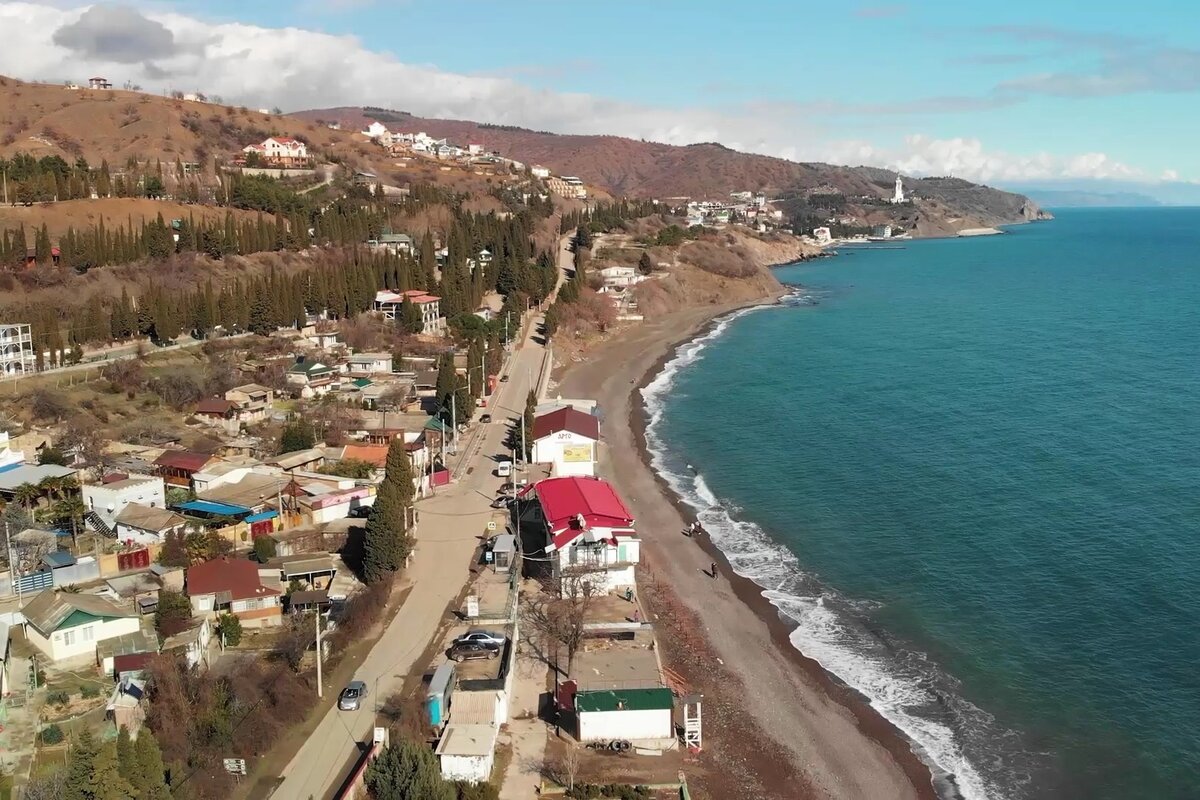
[532,407,599,442]
[521,476,641,593]
[153,449,214,488]
[186,557,282,628]
[521,476,634,551]
[194,397,237,418]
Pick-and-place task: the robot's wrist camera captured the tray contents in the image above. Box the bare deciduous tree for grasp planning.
[523,575,598,676]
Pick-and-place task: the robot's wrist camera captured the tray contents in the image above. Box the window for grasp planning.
[82,626,94,643]
[63,630,75,646]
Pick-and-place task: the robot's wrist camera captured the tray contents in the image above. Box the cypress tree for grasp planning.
[419,231,436,290]
[363,438,416,583]
[64,728,99,800]
[89,739,135,800]
[116,725,136,784]
[35,223,52,264]
[133,730,170,799]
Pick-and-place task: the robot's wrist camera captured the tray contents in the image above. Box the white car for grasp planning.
[455,630,506,648]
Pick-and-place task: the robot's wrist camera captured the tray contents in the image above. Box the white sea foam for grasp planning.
[641,305,1006,800]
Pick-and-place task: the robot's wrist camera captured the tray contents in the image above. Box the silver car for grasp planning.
[338,680,368,711]
[455,630,506,648]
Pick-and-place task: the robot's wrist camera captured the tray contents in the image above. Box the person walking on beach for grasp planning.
[710,561,718,579]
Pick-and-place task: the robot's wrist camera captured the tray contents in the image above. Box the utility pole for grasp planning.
[451,394,457,455]
[5,520,22,605]
[315,611,323,698]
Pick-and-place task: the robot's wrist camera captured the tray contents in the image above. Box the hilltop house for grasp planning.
[519,476,639,593]
[21,590,141,663]
[367,233,414,256]
[242,137,309,167]
[186,557,282,628]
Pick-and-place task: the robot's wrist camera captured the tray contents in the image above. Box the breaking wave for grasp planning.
[640,301,1027,800]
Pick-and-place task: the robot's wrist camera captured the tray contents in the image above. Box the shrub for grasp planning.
[216,612,243,647]
[39,724,64,745]
[47,690,70,707]
[81,683,101,698]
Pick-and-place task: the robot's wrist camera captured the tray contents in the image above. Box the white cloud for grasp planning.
[1161,169,1179,181]
[0,2,1167,185]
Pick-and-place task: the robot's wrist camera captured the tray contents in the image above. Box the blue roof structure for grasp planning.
[175,499,252,517]
[243,510,278,524]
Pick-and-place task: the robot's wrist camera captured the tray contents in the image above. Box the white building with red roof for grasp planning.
[520,476,639,593]
[530,407,600,477]
[242,136,309,167]
[374,289,445,336]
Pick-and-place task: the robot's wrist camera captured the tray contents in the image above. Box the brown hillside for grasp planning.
[0,77,370,168]
[0,198,260,240]
[296,106,1049,228]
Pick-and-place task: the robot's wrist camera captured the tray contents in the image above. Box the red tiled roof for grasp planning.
[186,557,280,602]
[102,472,130,484]
[195,397,236,416]
[341,444,389,467]
[532,407,599,442]
[523,476,635,550]
[154,450,212,472]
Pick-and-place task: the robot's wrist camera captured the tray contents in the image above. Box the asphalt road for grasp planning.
[270,237,568,799]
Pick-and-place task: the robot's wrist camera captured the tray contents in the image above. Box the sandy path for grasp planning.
[556,303,933,800]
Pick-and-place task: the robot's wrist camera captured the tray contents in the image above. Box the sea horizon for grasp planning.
[643,207,1200,800]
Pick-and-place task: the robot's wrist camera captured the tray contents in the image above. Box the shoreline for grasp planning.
[556,290,939,800]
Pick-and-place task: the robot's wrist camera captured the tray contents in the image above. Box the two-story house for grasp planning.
[520,476,639,594]
[186,557,282,628]
[286,359,340,398]
[242,136,309,167]
[225,383,274,424]
[81,475,167,537]
[374,290,445,336]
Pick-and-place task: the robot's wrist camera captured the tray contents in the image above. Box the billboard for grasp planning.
[561,444,593,463]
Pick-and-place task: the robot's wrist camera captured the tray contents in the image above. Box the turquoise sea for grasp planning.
[642,208,1200,800]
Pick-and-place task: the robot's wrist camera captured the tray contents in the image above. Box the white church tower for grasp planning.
[891,175,905,204]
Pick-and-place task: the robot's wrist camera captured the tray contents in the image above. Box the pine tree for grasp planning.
[363,438,416,583]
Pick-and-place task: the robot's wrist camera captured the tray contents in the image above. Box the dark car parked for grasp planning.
[448,640,501,662]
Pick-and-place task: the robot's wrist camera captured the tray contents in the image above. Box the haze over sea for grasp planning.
[643,208,1200,800]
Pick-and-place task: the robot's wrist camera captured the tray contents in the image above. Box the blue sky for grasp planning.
[3,0,1200,191]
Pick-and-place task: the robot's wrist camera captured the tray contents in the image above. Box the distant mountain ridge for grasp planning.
[294,106,1049,233]
[1014,189,1162,208]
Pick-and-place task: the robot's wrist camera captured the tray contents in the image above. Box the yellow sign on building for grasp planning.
[561,444,593,463]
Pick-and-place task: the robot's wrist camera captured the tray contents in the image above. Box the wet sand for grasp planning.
[555,299,937,800]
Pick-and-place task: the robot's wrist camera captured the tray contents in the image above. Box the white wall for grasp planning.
[83,479,166,530]
[31,615,141,663]
[439,753,493,784]
[531,431,596,478]
[577,708,672,742]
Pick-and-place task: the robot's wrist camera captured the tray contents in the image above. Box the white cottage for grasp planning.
[530,407,599,478]
[21,590,141,663]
